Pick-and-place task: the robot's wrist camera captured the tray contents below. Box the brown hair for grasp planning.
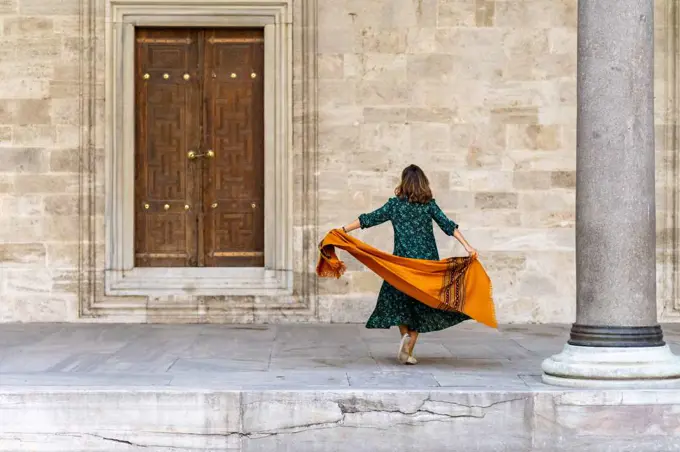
[394,164,433,204]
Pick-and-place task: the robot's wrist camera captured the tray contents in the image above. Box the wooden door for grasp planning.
[203,29,265,267]
[134,28,200,267]
[134,27,265,268]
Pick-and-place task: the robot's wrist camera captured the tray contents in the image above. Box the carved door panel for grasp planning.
[134,28,201,267]
[134,28,264,268]
[202,29,265,267]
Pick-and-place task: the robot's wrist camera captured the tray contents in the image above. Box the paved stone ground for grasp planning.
[4,323,680,451]
[1,322,679,390]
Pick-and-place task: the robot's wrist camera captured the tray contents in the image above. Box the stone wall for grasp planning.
[0,6,83,321]
[0,0,678,323]
[316,0,579,323]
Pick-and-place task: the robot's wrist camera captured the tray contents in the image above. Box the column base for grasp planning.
[542,344,680,388]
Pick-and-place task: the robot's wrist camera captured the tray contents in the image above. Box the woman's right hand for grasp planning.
[466,248,478,259]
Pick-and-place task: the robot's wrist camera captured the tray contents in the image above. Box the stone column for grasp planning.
[541,0,680,387]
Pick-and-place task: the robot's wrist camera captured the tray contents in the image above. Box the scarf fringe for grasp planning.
[316,247,347,279]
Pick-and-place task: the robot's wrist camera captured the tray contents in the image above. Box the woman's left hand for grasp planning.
[467,248,478,259]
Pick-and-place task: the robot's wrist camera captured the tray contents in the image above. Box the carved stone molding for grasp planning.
[660,0,680,320]
[77,0,319,321]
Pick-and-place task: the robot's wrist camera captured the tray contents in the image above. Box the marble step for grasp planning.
[2,386,680,452]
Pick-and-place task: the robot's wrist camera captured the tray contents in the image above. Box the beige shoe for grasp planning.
[398,334,410,364]
[405,355,418,365]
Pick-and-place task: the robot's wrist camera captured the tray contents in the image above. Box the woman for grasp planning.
[341,164,478,365]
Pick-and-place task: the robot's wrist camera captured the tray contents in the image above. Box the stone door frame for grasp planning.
[75,0,319,320]
[104,0,293,296]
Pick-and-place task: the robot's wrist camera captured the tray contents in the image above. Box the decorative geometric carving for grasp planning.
[134,28,265,269]
[134,28,199,267]
[203,29,265,268]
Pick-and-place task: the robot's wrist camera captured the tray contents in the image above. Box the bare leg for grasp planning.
[397,325,411,364]
[398,325,410,337]
[407,330,419,355]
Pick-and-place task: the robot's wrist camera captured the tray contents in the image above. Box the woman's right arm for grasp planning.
[454,229,477,258]
[342,219,361,233]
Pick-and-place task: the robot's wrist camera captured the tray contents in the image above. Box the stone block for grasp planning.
[507,124,561,151]
[0,243,46,266]
[48,148,79,172]
[0,79,49,99]
[428,170,451,191]
[45,243,82,269]
[434,189,475,211]
[550,170,575,188]
[548,27,577,54]
[359,123,410,154]
[318,54,344,80]
[356,80,410,106]
[532,391,680,451]
[0,126,10,143]
[12,125,56,147]
[490,106,539,125]
[350,271,382,293]
[406,54,455,82]
[55,125,80,148]
[0,390,242,446]
[513,171,552,190]
[468,170,514,191]
[435,27,504,55]
[50,98,79,125]
[475,0,495,27]
[363,107,407,123]
[14,174,79,193]
[51,15,80,36]
[0,216,42,242]
[360,28,407,53]
[437,0,476,27]
[0,0,16,13]
[475,192,518,210]
[0,148,48,173]
[317,27,357,54]
[520,211,574,229]
[503,28,550,59]
[44,194,81,216]
[49,80,80,99]
[361,53,407,81]
[495,0,577,29]
[18,0,79,15]
[406,27,437,54]
[409,122,450,153]
[0,295,73,322]
[408,81,460,109]
[318,80,357,108]
[1,194,43,216]
[519,191,574,212]
[3,16,53,36]
[406,107,456,123]
[13,99,51,125]
[52,63,79,81]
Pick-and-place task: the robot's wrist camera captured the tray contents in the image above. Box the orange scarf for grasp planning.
[316,229,497,329]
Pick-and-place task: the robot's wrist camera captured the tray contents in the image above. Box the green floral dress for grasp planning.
[360,197,471,333]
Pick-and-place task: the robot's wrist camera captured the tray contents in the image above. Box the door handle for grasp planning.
[187,150,215,159]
